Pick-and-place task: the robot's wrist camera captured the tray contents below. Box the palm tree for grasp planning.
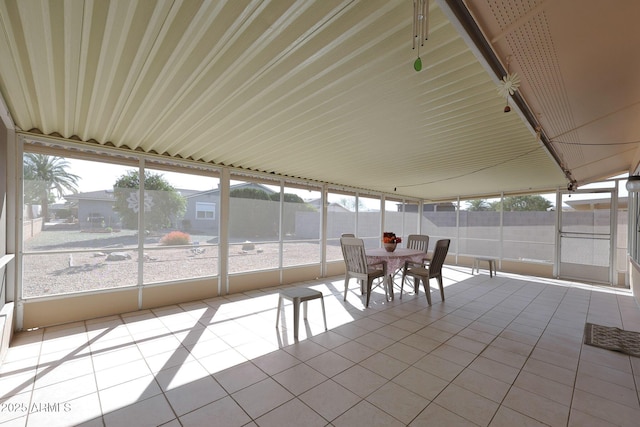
[466,199,490,211]
[23,154,80,228]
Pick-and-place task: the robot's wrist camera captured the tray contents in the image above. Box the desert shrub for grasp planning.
[160,231,191,245]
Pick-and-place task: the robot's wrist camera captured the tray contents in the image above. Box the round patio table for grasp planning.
[366,248,425,301]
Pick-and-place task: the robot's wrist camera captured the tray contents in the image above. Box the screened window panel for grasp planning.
[357,195,380,239]
[142,168,219,283]
[22,153,138,297]
[282,185,321,267]
[326,191,356,262]
[22,252,137,297]
[228,179,280,273]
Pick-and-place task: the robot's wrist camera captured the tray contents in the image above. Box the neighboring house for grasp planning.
[181,189,218,233]
[48,202,70,219]
[564,196,627,211]
[63,182,277,233]
[63,190,121,229]
[307,199,350,213]
[184,182,276,232]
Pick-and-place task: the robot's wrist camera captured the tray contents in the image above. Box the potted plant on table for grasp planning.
[383,232,402,252]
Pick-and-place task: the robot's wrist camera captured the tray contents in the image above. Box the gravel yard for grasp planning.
[22,230,344,297]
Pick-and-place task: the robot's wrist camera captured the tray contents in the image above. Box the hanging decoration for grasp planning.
[412,0,429,71]
[497,56,520,112]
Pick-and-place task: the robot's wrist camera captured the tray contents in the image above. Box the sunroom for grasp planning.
[1,0,638,330]
[0,1,640,425]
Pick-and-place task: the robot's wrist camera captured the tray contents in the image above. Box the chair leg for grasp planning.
[400,275,405,299]
[343,276,349,301]
[365,278,373,308]
[437,276,445,301]
[320,296,328,331]
[421,278,432,305]
[275,295,283,328]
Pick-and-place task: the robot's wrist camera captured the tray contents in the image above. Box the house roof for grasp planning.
[308,198,349,212]
[64,188,201,201]
[564,197,627,211]
[1,1,637,201]
[64,190,116,202]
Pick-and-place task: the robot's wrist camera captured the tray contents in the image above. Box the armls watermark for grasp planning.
[0,402,71,413]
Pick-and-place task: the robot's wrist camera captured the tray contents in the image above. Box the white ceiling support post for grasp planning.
[137,159,145,310]
[320,184,328,278]
[380,195,386,246]
[218,168,230,296]
[12,135,22,331]
[400,199,407,239]
[455,197,460,265]
[278,180,284,285]
[499,192,504,271]
[1,95,18,330]
[354,192,359,238]
[627,191,639,282]
[554,189,562,278]
[611,182,619,286]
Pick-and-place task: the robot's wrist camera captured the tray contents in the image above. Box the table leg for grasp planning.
[293,297,300,340]
[386,274,394,301]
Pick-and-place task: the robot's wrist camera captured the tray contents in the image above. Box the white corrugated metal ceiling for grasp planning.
[1,0,635,201]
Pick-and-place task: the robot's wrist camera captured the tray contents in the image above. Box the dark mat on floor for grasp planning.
[584,323,640,358]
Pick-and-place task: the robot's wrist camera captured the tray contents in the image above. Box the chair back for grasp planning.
[406,234,429,253]
[429,239,450,277]
[340,237,368,275]
[341,233,355,237]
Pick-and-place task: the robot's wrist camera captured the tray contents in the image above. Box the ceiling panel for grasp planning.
[0,0,581,201]
[465,0,640,186]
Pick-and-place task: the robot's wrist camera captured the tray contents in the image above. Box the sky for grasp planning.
[65,158,320,201]
[67,159,214,192]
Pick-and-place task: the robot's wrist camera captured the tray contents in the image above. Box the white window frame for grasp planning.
[196,202,216,220]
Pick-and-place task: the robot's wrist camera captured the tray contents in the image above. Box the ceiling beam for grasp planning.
[439,0,576,189]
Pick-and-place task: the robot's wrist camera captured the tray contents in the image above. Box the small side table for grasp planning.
[473,257,497,278]
[276,288,328,340]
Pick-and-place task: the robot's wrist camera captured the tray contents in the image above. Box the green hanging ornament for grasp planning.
[414,57,422,72]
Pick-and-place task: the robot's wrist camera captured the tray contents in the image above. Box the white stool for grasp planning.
[473,257,497,277]
[276,288,328,340]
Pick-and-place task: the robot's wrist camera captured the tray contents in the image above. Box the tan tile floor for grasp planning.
[1,267,640,426]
